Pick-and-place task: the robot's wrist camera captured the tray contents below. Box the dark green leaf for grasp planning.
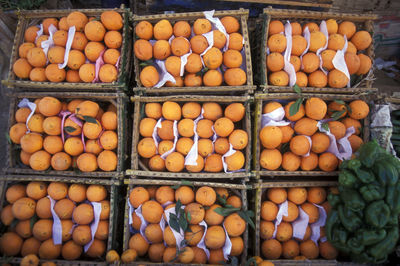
[5,133,11,145]
[334,100,345,105]
[9,218,18,229]
[330,109,346,121]
[169,214,180,233]
[230,256,239,266]
[245,257,257,266]
[180,239,188,248]
[195,67,209,77]
[217,193,227,206]
[175,199,182,215]
[186,212,191,223]
[64,126,77,133]
[203,206,210,210]
[82,116,97,124]
[171,184,180,189]
[293,84,302,95]
[346,104,352,114]
[214,207,240,217]
[139,59,154,67]
[289,97,303,117]
[180,179,194,188]
[238,210,255,230]
[29,214,38,230]
[281,142,290,153]
[179,211,188,232]
[322,123,330,132]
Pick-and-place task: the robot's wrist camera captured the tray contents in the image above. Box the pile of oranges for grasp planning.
[0,182,110,260]
[260,187,338,260]
[9,97,118,172]
[13,10,124,83]
[266,19,372,88]
[259,97,369,172]
[127,185,247,263]
[137,101,248,173]
[134,16,247,87]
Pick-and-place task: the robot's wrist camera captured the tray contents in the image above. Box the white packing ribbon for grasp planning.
[316,21,329,75]
[302,135,312,157]
[222,144,245,173]
[203,10,230,52]
[84,202,102,252]
[154,59,176,88]
[332,36,351,88]
[18,98,36,132]
[48,196,62,245]
[261,107,291,127]
[127,197,136,234]
[283,21,296,87]
[41,24,57,57]
[185,109,204,166]
[197,220,210,259]
[164,205,185,247]
[337,126,355,159]
[301,27,311,57]
[58,26,76,69]
[161,120,179,160]
[200,31,213,67]
[272,201,288,238]
[135,205,150,243]
[310,204,327,245]
[292,206,309,240]
[35,24,44,42]
[152,117,164,149]
[222,223,233,260]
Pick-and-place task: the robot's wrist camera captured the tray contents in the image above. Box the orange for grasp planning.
[138,137,157,158]
[282,239,300,259]
[203,69,223,86]
[261,200,278,221]
[347,41,357,54]
[145,223,163,244]
[139,117,157,137]
[140,65,159,87]
[185,202,206,225]
[348,134,363,152]
[185,155,204,173]
[148,155,165,171]
[134,39,153,61]
[230,236,244,256]
[224,67,247,85]
[328,69,349,88]
[9,123,27,144]
[35,34,49,48]
[178,246,194,264]
[307,187,327,204]
[19,42,35,58]
[319,241,338,259]
[38,238,62,259]
[72,225,92,245]
[348,100,370,120]
[196,186,216,206]
[155,186,175,205]
[27,114,44,130]
[196,119,213,138]
[205,204,224,225]
[162,101,181,120]
[301,152,318,171]
[21,237,41,257]
[73,203,94,224]
[12,197,36,220]
[221,16,240,33]
[104,30,122,49]
[328,121,346,140]
[225,103,245,122]
[165,56,181,77]
[59,16,68,30]
[193,18,212,35]
[260,126,282,149]
[32,219,53,241]
[145,103,162,119]
[16,219,32,239]
[276,221,293,242]
[5,184,26,203]
[183,53,202,74]
[98,150,117,171]
[76,152,98,172]
[0,232,23,256]
[24,25,40,43]
[20,132,43,154]
[301,202,319,223]
[101,10,123,30]
[1,205,14,226]
[308,70,328,88]
[15,107,31,123]
[300,239,319,259]
[205,225,226,249]
[71,32,88,51]
[228,32,243,50]
[84,20,106,41]
[201,103,222,121]
[224,212,246,237]
[295,71,308,87]
[163,226,177,247]
[78,63,95,82]
[184,73,202,86]
[27,47,47,67]
[291,35,307,56]
[321,49,336,71]
[180,102,201,119]
[213,30,227,49]
[204,153,223,172]
[269,20,284,36]
[260,220,275,240]
[198,138,213,157]
[326,19,338,34]
[44,63,66,82]
[214,117,234,137]
[267,187,287,204]
[83,119,102,139]
[290,22,302,35]
[190,35,208,54]
[21,254,40,266]
[67,11,88,31]
[86,239,106,258]
[26,181,47,200]
[223,49,242,68]
[225,150,245,171]
[99,130,118,150]
[163,247,177,262]
[290,55,301,72]
[261,239,282,260]
[338,21,356,39]
[309,31,327,52]
[101,111,117,130]
[43,116,62,136]
[61,240,82,260]
[305,97,327,120]
[175,185,194,205]
[260,148,282,170]
[67,49,86,70]
[328,34,345,50]
[173,20,191,38]
[290,135,311,156]
[165,152,185,172]
[345,52,361,74]
[154,19,173,40]
[288,187,307,205]
[282,151,301,171]
[20,150,32,166]
[171,36,190,56]
[269,70,288,86]
[136,21,153,40]
[68,183,87,203]
[357,54,372,75]
[328,101,347,118]
[203,47,223,69]
[148,243,165,262]
[66,69,81,82]
[29,150,51,171]
[268,33,286,53]
[342,117,362,135]
[47,182,68,200]
[303,22,319,33]
[87,184,107,202]
[13,58,32,79]
[142,200,163,223]
[85,41,105,62]
[318,152,338,172]
[302,52,320,73]
[267,52,284,72]
[294,117,318,136]
[103,48,120,65]
[229,129,248,150]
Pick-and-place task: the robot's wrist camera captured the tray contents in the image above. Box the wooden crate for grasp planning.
[2,7,132,92]
[257,8,378,94]
[0,175,121,265]
[132,9,255,96]
[122,178,249,265]
[5,92,128,180]
[253,179,338,263]
[253,93,372,178]
[127,95,252,180]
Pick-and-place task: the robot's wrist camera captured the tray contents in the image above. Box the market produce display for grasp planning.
[126,184,252,264]
[391,109,400,155]
[8,97,119,172]
[259,96,369,172]
[13,10,124,83]
[260,186,338,260]
[327,140,400,263]
[137,101,248,173]
[134,14,247,87]
[266,19,372,88]
[0,182,111,260]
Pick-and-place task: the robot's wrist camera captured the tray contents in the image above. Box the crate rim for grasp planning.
[0,174,122,186]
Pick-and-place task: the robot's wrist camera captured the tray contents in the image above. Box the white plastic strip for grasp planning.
[222,223,233,260]
[18,98,36,132]
[161,120,179,159]
[154,59,176,88]
[332,36,351,87]
[84,202,102,252]
[58,26,76,69]
[272,200,288,238]
[185,109,204,166]
[48,196,62,245]
[197,220,210,258]
[292,206,309,240]
[41,24,57,57]
[317,21,329,75]
[310,204,327,245]
[283,21,296,87]
[261,107,290,127]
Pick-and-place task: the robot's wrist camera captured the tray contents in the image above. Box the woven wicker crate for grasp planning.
[253,93,373,178]
[0,175,121,265]
[132,9,255,96]
[122,178,249,265]
[2,7,132,92]
[127,95,252,180]
[5,92,128,180]
[257,8,378,94]
[252,179,338,263]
